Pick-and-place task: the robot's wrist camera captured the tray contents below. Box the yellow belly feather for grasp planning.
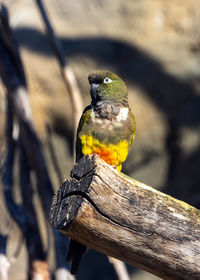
[80,134,129,171]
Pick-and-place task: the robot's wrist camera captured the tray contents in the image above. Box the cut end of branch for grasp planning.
[50,155,96,230]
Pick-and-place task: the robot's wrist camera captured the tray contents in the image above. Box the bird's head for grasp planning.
[88,70,128,105]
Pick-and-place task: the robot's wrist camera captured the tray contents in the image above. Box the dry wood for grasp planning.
[50,154,200,280]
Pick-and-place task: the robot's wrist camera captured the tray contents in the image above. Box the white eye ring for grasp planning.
[103,77,112,83]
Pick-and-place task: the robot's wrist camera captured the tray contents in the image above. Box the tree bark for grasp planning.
[50,154,200,280]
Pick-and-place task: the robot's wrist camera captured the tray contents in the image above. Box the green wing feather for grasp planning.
[130,110,136,147]
[76,105,92,161]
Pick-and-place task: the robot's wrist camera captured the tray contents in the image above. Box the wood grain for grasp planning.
[50,154,200,280]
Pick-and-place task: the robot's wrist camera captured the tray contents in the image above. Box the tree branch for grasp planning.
[50,154,200,280]
[2,96,26,231]
[0,4,70,276]
[35,0,83,157]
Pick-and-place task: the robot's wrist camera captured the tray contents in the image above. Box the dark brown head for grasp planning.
[88,70,128,104]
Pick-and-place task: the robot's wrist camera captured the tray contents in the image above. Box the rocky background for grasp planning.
[0,0,200,279]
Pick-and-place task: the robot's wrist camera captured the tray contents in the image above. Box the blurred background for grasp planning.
[0,0,200,279]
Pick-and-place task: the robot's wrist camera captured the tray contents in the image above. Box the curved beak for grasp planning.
[90,83,99,101]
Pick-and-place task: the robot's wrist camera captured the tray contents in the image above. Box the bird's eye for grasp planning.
[103,77,112,83]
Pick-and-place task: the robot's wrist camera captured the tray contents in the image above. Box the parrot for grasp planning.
[67,70,136,274]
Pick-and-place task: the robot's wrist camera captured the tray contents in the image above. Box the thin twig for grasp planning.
[35,0,83,159]
[108,257,131,280]
[19,138,46,268]
[2,96,26,231]
[9,234,24,264]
